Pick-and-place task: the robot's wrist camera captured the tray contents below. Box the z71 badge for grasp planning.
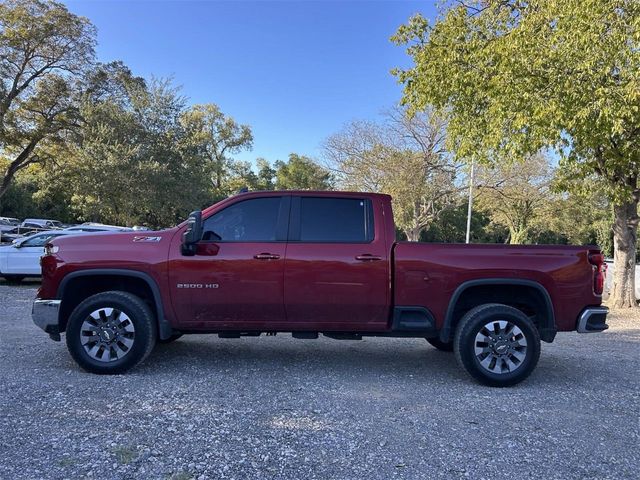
[133,236,162,242]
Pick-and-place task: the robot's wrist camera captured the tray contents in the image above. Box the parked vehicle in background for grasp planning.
[64,223,132,233]
[0,219,21,244]
[0,217,20,226]
[0,230,85,282]
[33,191,608,386]
[21,219,63,230]
[0,218,18,232]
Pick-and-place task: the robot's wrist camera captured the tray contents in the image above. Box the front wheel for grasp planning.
[66,291,157,374]
[454,303,540,387]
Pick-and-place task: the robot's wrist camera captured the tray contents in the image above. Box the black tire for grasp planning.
[426,337,454,352]
[3,275,25,283]
[453,303,541,387]
[66,291,157,374]
[157,333,183,344]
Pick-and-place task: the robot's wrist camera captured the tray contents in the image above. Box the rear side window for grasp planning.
[298,197,373,242]
[202,197,282,242]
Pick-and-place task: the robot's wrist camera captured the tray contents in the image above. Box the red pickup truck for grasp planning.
[33,191,608,386]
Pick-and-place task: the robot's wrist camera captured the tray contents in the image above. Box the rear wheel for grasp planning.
[66,291,157,374]
[426,337,454,352]
[454,303,540,387]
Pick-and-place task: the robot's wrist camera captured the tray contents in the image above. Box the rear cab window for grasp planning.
[291,197,374,243]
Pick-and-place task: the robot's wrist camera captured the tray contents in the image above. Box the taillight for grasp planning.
[588,250,606,295]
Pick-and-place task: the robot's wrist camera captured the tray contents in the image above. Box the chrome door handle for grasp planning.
[254,253,281,260]
[355,254,382,261]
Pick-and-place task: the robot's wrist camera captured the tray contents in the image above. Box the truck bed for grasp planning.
[393,242,601,332]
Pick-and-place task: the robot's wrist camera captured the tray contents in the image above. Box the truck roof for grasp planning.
[232,190,391,198]
[202,190,392,217]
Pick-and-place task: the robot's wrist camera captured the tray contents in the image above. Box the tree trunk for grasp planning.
[610,200,639,309]
[0,138,40,200]
[508,226,529,245]
[404,226,421,242]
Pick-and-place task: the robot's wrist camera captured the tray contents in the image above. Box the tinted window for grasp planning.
[299,197,373,242]
[202,197,282,242]
[22,233,63,247]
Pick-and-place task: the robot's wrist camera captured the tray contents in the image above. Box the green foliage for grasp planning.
[274,153,333,190]
[226,154,333,193]
[325,107,463,240]
[421,203,505,244]
[0,0,95,199]
[392,1,640,197]
[475,154,554,244]
[393,0,640,306]
[40,67,212,228]
[179,103,253,196]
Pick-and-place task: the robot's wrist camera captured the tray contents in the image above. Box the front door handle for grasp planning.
[254,253,281,260]
[355,254,382,261]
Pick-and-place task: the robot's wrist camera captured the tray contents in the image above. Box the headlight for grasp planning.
[44,243,59,256]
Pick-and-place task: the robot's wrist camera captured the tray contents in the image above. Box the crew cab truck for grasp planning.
[32,191,609,387]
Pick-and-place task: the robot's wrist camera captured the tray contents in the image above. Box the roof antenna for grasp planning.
[238,187,249,194]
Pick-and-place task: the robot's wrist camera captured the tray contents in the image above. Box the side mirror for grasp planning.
[181,210,203,256]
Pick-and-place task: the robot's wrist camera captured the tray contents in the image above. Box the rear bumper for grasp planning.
[32,299,61,340]
[577,306,609,333]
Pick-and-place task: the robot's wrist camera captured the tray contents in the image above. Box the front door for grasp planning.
[168,195,290,329]
[283,196,390,331]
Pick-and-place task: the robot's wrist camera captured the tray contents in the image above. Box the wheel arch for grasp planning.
[57,269,174,340]
[440,278,556,344]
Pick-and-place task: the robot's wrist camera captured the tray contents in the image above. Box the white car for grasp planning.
[0,230,81,282]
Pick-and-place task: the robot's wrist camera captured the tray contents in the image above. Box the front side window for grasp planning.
[202,197,282,242]
[299,197,373,242]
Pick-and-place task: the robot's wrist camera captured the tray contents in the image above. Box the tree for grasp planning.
[392,0,640,308]
[47,68,211,227]
[0,0,95,200]
[325,107,462,241]
[274,153,333,190]
[179,103,253,196]
[475,154,554,244]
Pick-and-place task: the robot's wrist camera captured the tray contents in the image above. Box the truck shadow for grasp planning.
[146,336,463,380]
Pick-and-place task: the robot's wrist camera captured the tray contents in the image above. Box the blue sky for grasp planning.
[64,0,437,163]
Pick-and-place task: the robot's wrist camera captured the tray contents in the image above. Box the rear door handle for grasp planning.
[355,254,382,261]
[254,253,281,260]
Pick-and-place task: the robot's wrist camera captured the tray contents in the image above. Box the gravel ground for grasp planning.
[0,281,639,480]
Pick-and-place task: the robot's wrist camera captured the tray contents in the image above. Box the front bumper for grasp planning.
[32,299,62,341]
[577,306,609,333]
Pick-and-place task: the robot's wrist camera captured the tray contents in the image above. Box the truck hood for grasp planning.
[49,228,179,269]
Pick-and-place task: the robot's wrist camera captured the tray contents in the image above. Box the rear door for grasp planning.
[283,195,390,331]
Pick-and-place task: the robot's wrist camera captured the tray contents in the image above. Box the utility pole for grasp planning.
[465,160,475,244]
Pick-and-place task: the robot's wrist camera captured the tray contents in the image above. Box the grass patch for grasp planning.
[58,457,75,468]
[111,445,137,465]
[168,472,192,480]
